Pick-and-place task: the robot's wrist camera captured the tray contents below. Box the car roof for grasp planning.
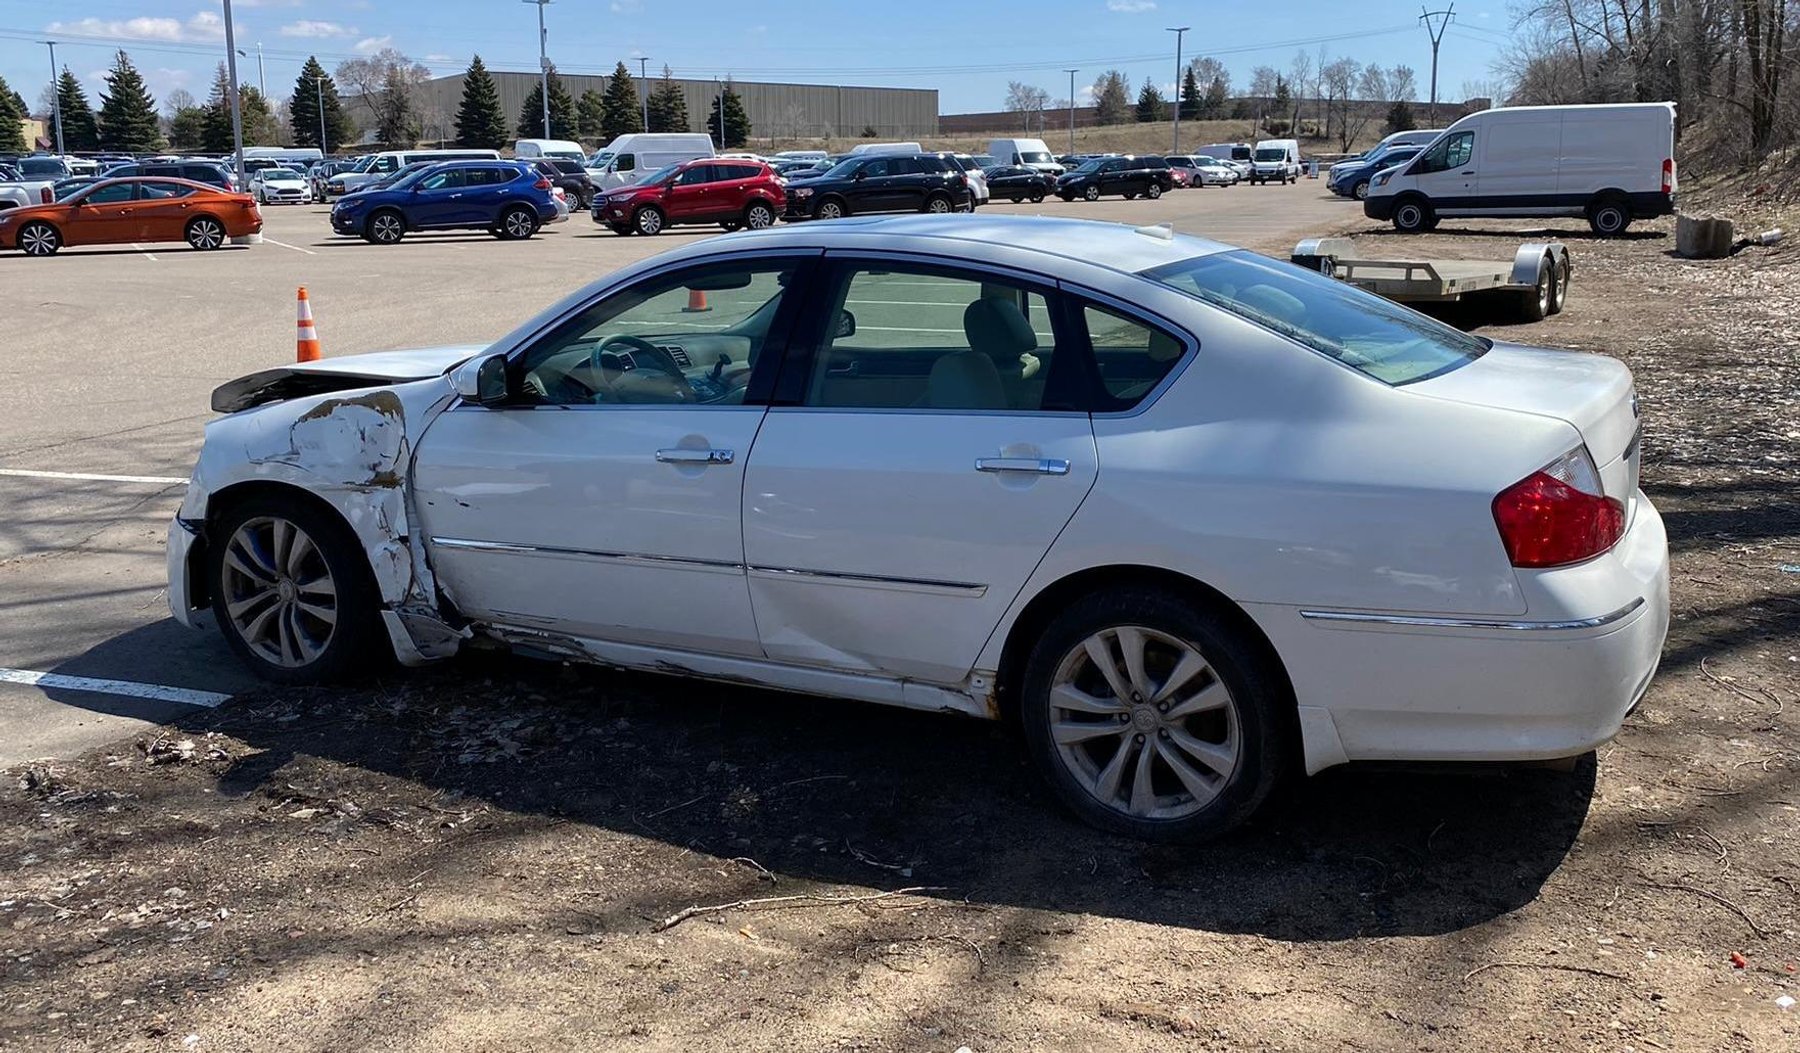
[658,214,1230,276]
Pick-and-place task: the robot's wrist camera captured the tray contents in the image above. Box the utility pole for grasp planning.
[523,0,552,138]
[1064,68,1078,156]
[1167,26,1189,153]
[316,76,329,153]
[40,40,63,155]
[715,78,724,146]
[1419,3,1454,125]
[637,56,649,132]
[221,0,246,186]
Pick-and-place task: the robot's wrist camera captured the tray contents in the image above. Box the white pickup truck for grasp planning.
[0,177,59,211]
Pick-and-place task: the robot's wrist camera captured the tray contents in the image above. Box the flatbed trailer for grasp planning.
[1291,237,1572,322]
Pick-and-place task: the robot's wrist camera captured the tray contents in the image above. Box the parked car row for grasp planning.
[0,176,262,256]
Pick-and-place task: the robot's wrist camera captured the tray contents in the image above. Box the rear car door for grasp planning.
[131,180,201,241]
[711,162,756,219]
[740,256,1099,684]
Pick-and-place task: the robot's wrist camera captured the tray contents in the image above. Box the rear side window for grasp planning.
[1082,305,1187,407]
[1142,249,1487,385]
[139,181,198,199]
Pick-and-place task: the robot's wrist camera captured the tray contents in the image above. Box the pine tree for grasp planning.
[516,67,577,140]
[645,67,688,133]
[56,68,101,150]
[1092,71,1132,125]
[168,106,207,150]
[705,81,751,148]
[600,62,640,142]
[97,50,162,151]
[1385,99,1417,134]
[452,55,507,149]
[1135,78,1168,123]
[1179,68,1201,121]
[1202,75,1229,119]
[200,64,236,154]
[290,57,354,152]
[239,85,280,146]
[576,89,605,141]
[0,74,26,154]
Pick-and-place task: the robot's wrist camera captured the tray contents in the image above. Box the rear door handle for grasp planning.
[656,448,734,465]
[975,457,1069,476]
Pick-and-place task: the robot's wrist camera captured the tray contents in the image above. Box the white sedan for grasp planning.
[167,215,1669,841]
[250,168,311,205]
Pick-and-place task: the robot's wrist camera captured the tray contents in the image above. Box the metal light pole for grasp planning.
[256,43,266,98]
[1167,26,1189,153]
[1420,3,1454,125]
[221,0,246,186]
[637,57,649,132]
[316,76,329,153]
[1064,68,1078,155]
[41,40,64,155]
[523,0,552,137]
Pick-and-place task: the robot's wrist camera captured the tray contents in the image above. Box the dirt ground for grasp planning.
[3,206,1798,1053]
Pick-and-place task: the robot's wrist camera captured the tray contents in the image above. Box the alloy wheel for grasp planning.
[1047,625,1241,821]
[927,196,952,214]
[745,204,774,229]
[816,201,843,220]
[371,213,404,243]
[636,208,663,235]
[505,209,537,238]
[220,515,338,669]
[19,223,58,256]
[187,218,224,250]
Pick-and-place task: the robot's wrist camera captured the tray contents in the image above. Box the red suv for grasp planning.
[593,158,786,236]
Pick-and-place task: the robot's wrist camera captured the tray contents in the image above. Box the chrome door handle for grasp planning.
[975,457,1069,476]
[656,448,733,465]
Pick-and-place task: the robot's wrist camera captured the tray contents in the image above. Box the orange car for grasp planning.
[0,176,262,257]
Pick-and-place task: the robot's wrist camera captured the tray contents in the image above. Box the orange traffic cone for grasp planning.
[682,288,710,313]
[296,286,321,362]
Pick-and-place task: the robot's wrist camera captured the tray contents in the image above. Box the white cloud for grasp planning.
[280,20,357,38]
[425,53,452,63]
[185,11,225,40]
[45,11,226,42]
[611,0,643,11]
[353,35,393,54]
[1106,0,1157,11]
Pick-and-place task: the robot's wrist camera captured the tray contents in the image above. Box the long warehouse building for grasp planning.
[353,70,938,144]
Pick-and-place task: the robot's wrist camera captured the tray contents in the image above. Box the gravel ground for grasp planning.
[2,209,1797,1053]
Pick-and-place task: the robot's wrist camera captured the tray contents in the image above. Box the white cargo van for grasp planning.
[326,148,503,196]
[986,137,1064,176]
[1194,142,1253,177]
[587,133,715,190]
[514,138,586,162]
[846,142,923,156]
[1248,139,1301,184]
[1363,102,1676,235]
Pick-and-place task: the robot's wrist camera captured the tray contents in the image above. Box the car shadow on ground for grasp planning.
[42,623,1596,942]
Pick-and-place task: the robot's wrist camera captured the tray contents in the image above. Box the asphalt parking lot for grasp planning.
[0,179,1347,765]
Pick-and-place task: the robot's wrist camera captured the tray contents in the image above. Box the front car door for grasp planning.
[847,158,897,212]
[1405,129,1477,213]
[408,167,469,227]
[666,164,717,222]
[741,255,1100,685]
[63,181,137,245]
[411,254,817,657]
[1099,158,1128,196]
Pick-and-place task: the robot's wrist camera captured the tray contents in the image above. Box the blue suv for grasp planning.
[330,160,558,244]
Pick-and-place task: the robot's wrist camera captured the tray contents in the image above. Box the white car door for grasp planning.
[742,256,1116,686]
[411,257,814,657]
[1409,128,1478,214]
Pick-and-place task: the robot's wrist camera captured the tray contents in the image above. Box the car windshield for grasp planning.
[1254,148,1285,161]
[22,158,68,177]
[588,151,614,168]
[1018,151,1053,164]
[820,157,862,178]
[1141,250,1489,385]
[264,169,301,180]
[1074,158,1106,173]
[631,163,681,186]
[387,165,442,190]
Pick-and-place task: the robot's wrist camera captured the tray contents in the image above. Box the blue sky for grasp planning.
[0,0,1513,116]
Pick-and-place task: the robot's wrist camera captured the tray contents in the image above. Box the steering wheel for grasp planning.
[591,335,698,402]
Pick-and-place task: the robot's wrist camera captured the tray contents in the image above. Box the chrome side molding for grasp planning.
[1299,597,1645,632]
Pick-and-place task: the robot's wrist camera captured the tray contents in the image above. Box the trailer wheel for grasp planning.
[1517,258,1554,323]
[1548,252,1570,314]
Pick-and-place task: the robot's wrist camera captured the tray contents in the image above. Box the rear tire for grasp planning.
[499,205,539,240]
[924,193,953,214]
[1029,190,1044,203]
[17,221,60,257]
[185,216,226,251]
[207,492,385,686]
[1018,588,1290,843]
[1587,196,1631,236]
[1146,182,1162,199]
[1548,253,1570,314]
[743,200,776,230]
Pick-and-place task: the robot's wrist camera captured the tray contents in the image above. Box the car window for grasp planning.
[1081,305,1187,408]
[419,168,467,191]
[675,165,713,186]
[516,263,798,407]
[373,156,398,173]
[804,266,1063,411]
[1142,249,1488,385]
[616,153,637,172]
[82,182,135,204]
[861,159,892,178]
[138,181,197,200]
[1415,131,1473,174]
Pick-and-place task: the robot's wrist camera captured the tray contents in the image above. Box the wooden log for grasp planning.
[1676,214,1735,259]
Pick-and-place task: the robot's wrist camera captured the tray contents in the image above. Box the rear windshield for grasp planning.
[1141,250,1488,385]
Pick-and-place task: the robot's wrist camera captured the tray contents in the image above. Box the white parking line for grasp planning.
[130,243,159,262]
[0,668,229,708]
[263,237,317,255]
[0,468,187,485]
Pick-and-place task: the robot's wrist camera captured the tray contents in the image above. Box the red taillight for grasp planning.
[40,187,52,203]
[1661,158,1674,194]
[534,176,553,190]
[1492,448,1624,568]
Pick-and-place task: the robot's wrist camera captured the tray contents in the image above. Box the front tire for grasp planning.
[1083,185,1101,202]
[185,216,226,251]
[365,210,405,245]
[1018,588,1289,843]
[1353,180,1370,200]
[208,493,384,685]
[17,221,60,256]
[813,198,848,220]
[1391,196,1434,234]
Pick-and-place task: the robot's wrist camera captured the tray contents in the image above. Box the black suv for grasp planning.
[533,159,594,210]
[104,161,237,191]
[784,153,973,220]
[1055,155,1173,202]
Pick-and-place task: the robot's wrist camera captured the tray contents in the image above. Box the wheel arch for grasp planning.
[200,480,382,608]
[991,564,1300,752]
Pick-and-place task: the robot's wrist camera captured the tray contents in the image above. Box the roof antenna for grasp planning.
[1133,222,1175,241]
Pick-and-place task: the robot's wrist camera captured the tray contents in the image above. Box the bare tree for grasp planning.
[1288,50,1316,133]
[1320,57,1360,147]
[1004,81,1051,132]
[335,48,431,145]
[1389,65,1419,103]
[163,88,196,117]
[1247,65,1281,99]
